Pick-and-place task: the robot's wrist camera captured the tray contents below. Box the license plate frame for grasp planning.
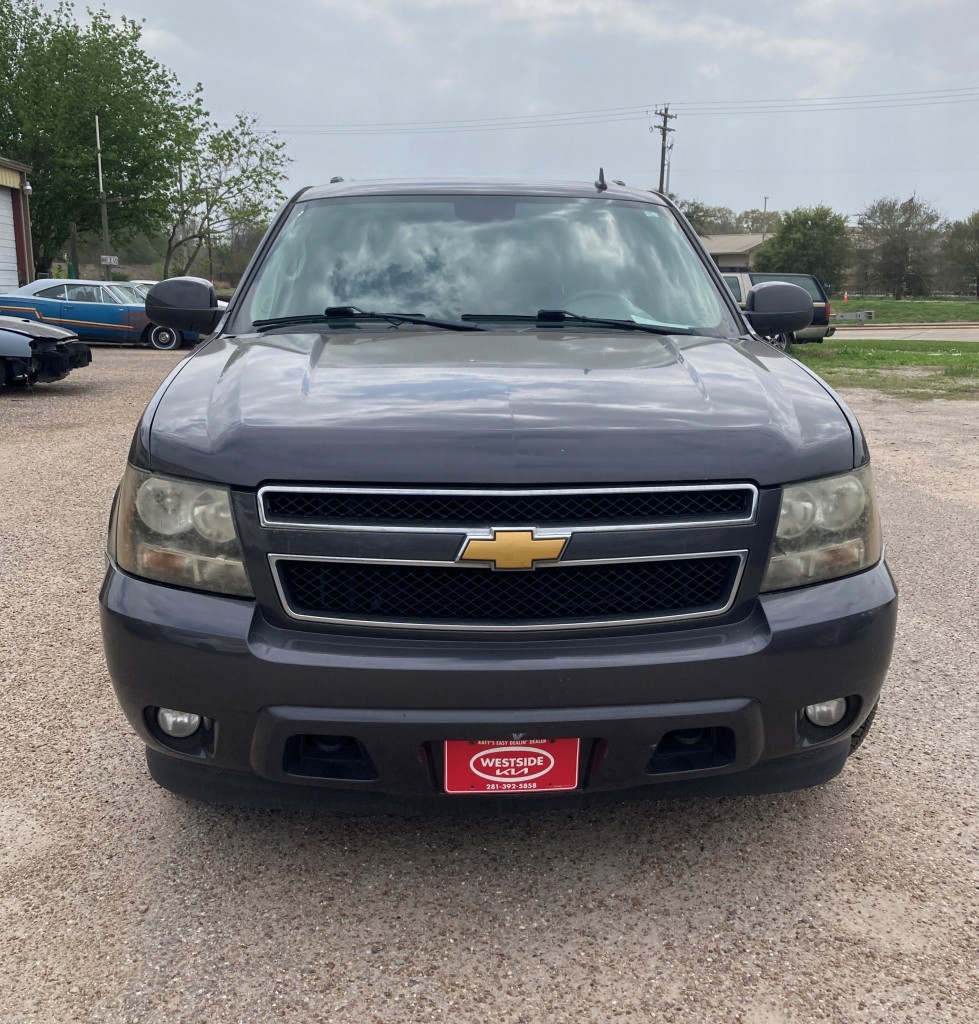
[443,738,580,794]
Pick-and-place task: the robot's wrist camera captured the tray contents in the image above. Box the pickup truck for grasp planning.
[721,271,835,349]
[99,178,897,811]
[0,314,91,392]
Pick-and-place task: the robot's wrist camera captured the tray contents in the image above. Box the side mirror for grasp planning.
[145,277,223,335]
[743,281,813,338]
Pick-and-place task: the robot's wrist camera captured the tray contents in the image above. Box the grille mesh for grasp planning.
[277,557,739,625]
[263,488,751,526]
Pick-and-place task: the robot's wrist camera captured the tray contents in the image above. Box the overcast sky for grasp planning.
[94,0,979,220]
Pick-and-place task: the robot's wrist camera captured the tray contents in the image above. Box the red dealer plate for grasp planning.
[443,738,580,794]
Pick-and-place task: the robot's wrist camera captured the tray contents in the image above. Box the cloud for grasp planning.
[134,22,202,60]
[696,63,722,79]
[798,0,953,11]
[139,26,182,49]
[319,0,866,84]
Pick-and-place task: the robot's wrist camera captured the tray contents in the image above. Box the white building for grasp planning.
[0,155,34,290]
[699,233,768,272]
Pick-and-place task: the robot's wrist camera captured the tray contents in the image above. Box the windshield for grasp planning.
[234,195,739,336]
[106,283,145,304]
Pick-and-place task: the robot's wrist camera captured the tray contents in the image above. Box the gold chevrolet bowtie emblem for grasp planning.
[459,529,569,570]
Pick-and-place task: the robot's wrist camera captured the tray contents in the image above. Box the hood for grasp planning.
[0,314,78,342]
[146,329,855,488]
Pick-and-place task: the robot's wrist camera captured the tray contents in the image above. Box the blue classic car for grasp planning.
[0,279,191,350]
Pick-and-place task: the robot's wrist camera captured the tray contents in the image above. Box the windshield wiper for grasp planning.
[461,310,696,336]
[253,307,485,332]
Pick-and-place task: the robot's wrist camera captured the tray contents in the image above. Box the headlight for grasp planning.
[762,464,882,592]
[114,466,253,597]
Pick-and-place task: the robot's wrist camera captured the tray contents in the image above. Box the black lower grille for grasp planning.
[276,556,740,626]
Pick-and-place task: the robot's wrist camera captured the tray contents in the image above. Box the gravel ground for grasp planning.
[0,349,976,1024]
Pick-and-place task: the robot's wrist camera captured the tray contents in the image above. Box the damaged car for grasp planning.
[0,314,91,393]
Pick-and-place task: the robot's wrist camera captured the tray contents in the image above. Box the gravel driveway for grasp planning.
[1,349,976,1024]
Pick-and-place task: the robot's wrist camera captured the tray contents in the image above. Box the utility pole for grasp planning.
[20,179,34,283]
[96,115,111,280]
[653,105,677,193]
[68,223,79,278]
[762,196,769,242]
[664,139,675,195]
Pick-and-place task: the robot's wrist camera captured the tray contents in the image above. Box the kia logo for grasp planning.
[468,745,556,782]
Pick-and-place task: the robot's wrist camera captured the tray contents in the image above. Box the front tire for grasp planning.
[771,332,794,351]
[147,325,181,351]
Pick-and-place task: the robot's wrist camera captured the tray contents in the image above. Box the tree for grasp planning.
[735,208,782,235]
[942,212,979,296]
[674,200,783,238]
[675,199,739,235]
[0,1,196,273]
[854,196,945,299]
[213,222,269,285]
[162,113,289,278]
[752,205,851,292]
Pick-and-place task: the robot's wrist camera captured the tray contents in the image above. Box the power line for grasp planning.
[260,96,979,134]
[227,86,979,136]
[249,86,979,128]
[667,85,979,110]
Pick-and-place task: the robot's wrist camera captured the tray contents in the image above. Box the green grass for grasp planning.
[792,339,979,399]
[832,296,978,323]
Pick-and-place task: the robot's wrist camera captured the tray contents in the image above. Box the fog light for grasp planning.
[804,699,847,727]
[157,707,202,738]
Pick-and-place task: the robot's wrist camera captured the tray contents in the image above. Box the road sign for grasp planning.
[100,254,119,266]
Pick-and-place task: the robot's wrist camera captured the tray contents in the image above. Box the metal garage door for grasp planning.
[0,187,18,290]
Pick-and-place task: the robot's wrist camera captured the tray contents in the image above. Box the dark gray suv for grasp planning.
[99,178,896,811]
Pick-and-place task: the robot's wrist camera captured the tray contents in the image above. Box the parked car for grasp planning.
[106,281,151,304]
[100,177,896,812]
[129,279,229,312]
[722,272,835,349]
[0,314,91,391]
[0,279,186,350]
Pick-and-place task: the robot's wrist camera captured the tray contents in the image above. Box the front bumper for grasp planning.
[31,340,92,382]
[67,341,93,369]
[99,559,897,811]
[794,324,832,343]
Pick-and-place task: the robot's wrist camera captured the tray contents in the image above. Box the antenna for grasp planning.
[594,167,607,192]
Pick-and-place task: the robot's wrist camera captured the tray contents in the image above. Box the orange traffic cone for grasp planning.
[843,290,849,302]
